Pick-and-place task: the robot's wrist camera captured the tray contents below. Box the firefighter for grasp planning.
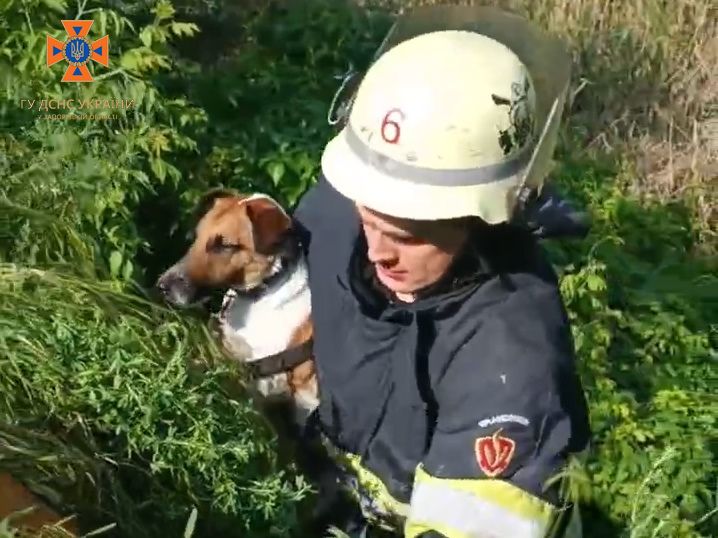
[291,5,591,537]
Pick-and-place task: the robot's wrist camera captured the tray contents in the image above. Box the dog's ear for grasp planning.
[193,188,241,223]
[244,196,291,255]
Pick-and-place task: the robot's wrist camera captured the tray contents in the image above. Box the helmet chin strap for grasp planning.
[327,66,362,128]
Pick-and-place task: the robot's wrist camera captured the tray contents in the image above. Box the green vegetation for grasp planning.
[0,0,715,537]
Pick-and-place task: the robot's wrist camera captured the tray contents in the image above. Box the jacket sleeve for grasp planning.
[290,177,324,252]
[405,280,590,538]
[291,174,360,260]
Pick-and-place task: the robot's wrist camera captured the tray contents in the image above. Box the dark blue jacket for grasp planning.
[292,175,591,536]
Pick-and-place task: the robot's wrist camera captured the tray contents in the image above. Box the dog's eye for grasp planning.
[206,234,242,253]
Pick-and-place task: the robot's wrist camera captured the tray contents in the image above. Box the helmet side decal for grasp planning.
[494,78,535,157]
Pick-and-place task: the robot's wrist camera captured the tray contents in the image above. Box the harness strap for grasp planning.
[247,338,314,378]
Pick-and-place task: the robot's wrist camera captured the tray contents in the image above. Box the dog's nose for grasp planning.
[156,272,191,298]
[155,274,177,298]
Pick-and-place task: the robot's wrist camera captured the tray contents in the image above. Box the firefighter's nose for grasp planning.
[366,230,397,266]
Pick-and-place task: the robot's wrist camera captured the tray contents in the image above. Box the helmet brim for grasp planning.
[321,129,525,223]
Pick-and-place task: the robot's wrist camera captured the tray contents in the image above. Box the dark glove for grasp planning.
[519,184,591,240]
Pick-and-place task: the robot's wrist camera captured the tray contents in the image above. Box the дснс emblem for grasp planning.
[46,20,109,83]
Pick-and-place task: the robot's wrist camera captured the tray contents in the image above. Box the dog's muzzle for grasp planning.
[155,260,199,307]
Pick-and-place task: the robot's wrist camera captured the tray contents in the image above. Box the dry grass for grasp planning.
[359,0,718,248]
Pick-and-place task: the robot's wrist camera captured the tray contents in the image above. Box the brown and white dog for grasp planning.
[155,189,318,428]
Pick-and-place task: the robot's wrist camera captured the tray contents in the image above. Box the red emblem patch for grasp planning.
[474,429,516,477]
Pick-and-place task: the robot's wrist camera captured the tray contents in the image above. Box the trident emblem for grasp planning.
[46,20,109,83]
[70,40,84,61]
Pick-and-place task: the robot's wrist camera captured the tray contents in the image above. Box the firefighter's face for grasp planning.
[357,205,470,301]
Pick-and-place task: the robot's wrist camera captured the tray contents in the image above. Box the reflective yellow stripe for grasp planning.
[343,450,411,517]
[320,440,583,538]
[405,464,556,538]
[320,435,409,531]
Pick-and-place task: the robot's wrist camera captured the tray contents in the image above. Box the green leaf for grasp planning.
[586,274,606,292]
[171,22,199,38]
[109,251,122,278]
[267,161,285,186]
[39,0,67,13]
[153,0,175,21]
[150,158,167,182]
[122,260,133,282]
[139,27,153,48]
[183,507,198,538]
[119,50,140,71]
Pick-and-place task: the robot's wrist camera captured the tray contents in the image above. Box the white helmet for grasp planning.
[321,5,571,224]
